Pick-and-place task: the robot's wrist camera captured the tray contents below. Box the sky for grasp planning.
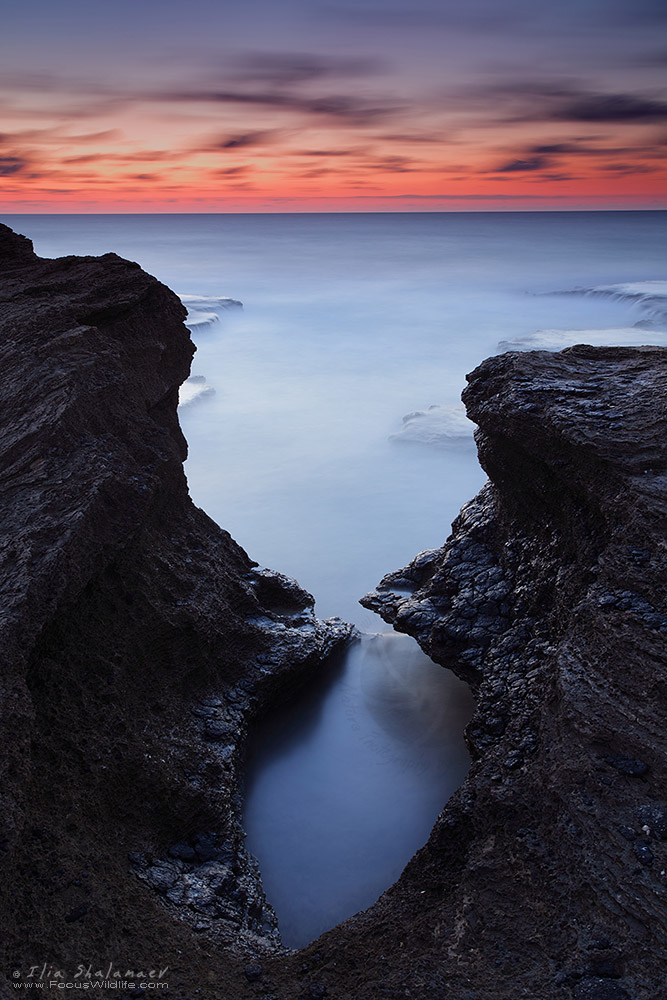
[1,0,666,212]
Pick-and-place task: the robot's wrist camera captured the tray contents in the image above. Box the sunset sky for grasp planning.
[1,0,666,212]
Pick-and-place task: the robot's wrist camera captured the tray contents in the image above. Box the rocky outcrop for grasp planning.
[4,221,666,1000]
[0,225,351,995]
[355,346,667,1000]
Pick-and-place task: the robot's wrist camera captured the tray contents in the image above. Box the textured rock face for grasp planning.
[356,346,667,1000]
[0,225,351,995]
[4,221,666,1000]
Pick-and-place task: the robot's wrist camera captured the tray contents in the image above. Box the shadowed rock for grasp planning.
[356,345,667,1000]
[0,225,350,993]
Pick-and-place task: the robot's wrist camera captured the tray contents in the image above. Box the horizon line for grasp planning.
[2,207,666,216]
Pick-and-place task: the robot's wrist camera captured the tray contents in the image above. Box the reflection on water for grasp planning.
[243,631,474,949]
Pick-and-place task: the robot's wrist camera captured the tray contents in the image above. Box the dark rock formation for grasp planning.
[0,225,351,996]
[356,346,667,1000]
[3,222,665,1000]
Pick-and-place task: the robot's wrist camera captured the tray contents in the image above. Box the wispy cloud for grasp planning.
[0,156,28,175]
[552,92,667,122]
[224,51,386,86]
[198,130,278,150]
[488,132,665,175]
[157,86,401,125]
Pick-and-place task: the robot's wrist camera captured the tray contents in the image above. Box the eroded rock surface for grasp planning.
[0,225,351,996]
[354,346,667,1000]
[3,221,665,1000]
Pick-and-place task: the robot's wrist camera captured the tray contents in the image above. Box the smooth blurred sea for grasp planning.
[7,210,666,946]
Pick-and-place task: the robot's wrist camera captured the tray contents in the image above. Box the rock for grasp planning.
[358,346,667,998]
[635,803,667,838]
[0,225,350,981]
[244,962,262,982]
[168,842,197,862]
[573,979,632,1000]
[4,223,664,999]
[602,755,649,776]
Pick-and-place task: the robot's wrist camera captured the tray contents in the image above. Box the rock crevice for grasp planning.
[358,346,667,1000]
[3,223,666,1000]
[0,225,351,992]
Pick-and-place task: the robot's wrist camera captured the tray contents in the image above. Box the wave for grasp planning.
[184,309,220,329]
[179,294,243,310]
[390,404,474,448]
[567,280,667,324]
[499,326,667,352]
[178,293,243,331]
[178,375,216,408]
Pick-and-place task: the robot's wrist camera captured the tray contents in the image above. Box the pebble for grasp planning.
[243,962,262,982]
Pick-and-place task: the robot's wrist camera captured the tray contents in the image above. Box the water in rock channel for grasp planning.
[9,210,667,947]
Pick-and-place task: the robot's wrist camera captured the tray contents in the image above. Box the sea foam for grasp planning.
[575,281,667,324]
[178,375,215,408]
[178,293,243,330]
[499,326,667,352]
[390,404,474,447]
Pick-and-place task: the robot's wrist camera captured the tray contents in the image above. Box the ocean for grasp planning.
[6,210,667,946]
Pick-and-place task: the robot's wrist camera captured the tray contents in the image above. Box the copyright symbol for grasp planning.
[13,971,20,979]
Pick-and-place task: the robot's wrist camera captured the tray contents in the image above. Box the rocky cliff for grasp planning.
[0,225,350,997]
[356,345,667,1000]
[3,223,665,1000]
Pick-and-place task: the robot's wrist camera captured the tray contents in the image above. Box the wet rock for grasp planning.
[202,719,237,743]
[0,225,350,976]
[4,225,666,999]
[304,986,327,1000]
[244,962,262,982]
[193,833,232,863]
[358,346,667,998]
[602,755,649,776]
[146,864,181,894]
[168,842,197,862]
[636,803,667,839]
[633,841,654,866]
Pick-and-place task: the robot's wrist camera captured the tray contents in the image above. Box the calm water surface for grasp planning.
[6,211,666,947]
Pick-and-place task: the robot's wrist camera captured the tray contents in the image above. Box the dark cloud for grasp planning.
[531,142,583,154]
[463,79,667,127]
[526,140,632,157]
[217,131,274,149]
[0,156,27,175]
[370,154,419,172]
[298,167,335,179]
[489,133,664,175]
[496,155,548,173]
[296,149,355,156]
[600,162,656,173]
[215,166,251,177]
[159,86,399,124]
[380,132,446,144]
[62,153,103,164]
[227,51,385,87]
[553,93,667,122]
